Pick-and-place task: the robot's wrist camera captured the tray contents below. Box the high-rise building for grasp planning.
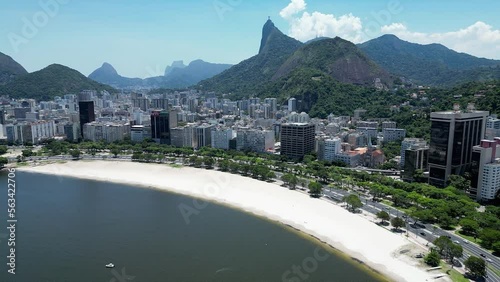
[280,123,315,159]
[400,138,428,169]
[485,115,500,139]
[236,129,275,153]
[64,123,80,143]
[402,145,429,182]
[6,121,56,145]
[323,138,342,162]
[0,110,5,125]
[151,98,169,110]
[78,101,95,137]
[132,97,150,111]
[428,109,489,187]
[211,127,233,150]
[131,125,151,143]
[83,122,130,143]
[264,98,277,114]
[193,124,214,149]
[171,126,194,148]
[470,139,500,201]
[151,110,171,144]
[288,98,297,112]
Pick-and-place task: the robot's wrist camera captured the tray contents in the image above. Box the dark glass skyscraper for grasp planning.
[151,110,170,145]
[428,110,488,187]
[78,101,95,137]
[280,123,315,160]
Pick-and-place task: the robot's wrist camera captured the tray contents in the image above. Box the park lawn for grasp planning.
[440,261,469,282]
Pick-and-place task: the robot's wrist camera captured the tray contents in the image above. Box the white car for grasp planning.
[453,240,460,244]
[486,258,493,263]
[463,240,469,244]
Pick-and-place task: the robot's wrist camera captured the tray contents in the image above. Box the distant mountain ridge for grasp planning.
[0,64,115,101]
[0,52,28,85]
[358,34,500,86]
[89,60,232,89]
[164,60,186,76]
[200,20,391,95]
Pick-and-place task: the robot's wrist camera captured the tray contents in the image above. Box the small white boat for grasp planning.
[105,263,115,268]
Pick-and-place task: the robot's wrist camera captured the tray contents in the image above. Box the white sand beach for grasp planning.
[21,161,438,282]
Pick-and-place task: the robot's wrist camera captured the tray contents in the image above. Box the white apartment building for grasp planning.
[6,120,56,144]
[236,129,275,153]
[323,138,342,162]
[83,122,130,143]
[171,126,194,148]
[211,127,234,150]
[480,162,500,200]
[383,128,407,142]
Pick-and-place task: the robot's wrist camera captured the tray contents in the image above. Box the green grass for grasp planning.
[449,269,469,282]
[440,261,469,282]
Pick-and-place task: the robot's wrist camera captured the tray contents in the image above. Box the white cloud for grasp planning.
[278,0,500,59]
[381,21,500,59]
[279,0,307,19]
[280,0,363,43]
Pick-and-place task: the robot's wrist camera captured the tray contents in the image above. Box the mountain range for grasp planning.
[0,19,499,102]
[0,52,28,85]
[201,20,500,97]
[88,60,232,89]
[0,64,115,101]
[358,34,500,86]
[200,19,393,96]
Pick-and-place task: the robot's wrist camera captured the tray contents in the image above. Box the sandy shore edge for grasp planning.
[19,161,434,282]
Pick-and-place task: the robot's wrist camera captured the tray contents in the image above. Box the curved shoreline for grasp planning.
[20,161,435,282]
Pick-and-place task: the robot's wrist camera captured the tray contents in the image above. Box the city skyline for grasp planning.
[0,0,499,78]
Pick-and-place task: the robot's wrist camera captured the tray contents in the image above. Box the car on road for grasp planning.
[453,240,460,244]
[463,240,469,244]
[486,258,493,263]
[480,253,486,258]
[420,232,426,236]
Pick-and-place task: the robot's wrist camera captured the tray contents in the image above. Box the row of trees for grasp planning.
[0,145,8,168]
[12,139,499,252]
[424,236,486,278]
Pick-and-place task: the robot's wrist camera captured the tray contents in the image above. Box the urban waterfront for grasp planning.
[0,171,385,282]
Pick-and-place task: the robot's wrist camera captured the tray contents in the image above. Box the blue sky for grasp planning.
[1,0,499,78]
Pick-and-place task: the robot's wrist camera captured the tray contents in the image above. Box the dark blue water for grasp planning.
[0,171,385,282]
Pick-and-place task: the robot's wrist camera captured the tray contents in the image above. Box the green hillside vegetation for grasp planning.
[358,34,500,86]
[0,64,116,101]
[262,71,498,140]
[273,37,391,87]
[0,52,28,85]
